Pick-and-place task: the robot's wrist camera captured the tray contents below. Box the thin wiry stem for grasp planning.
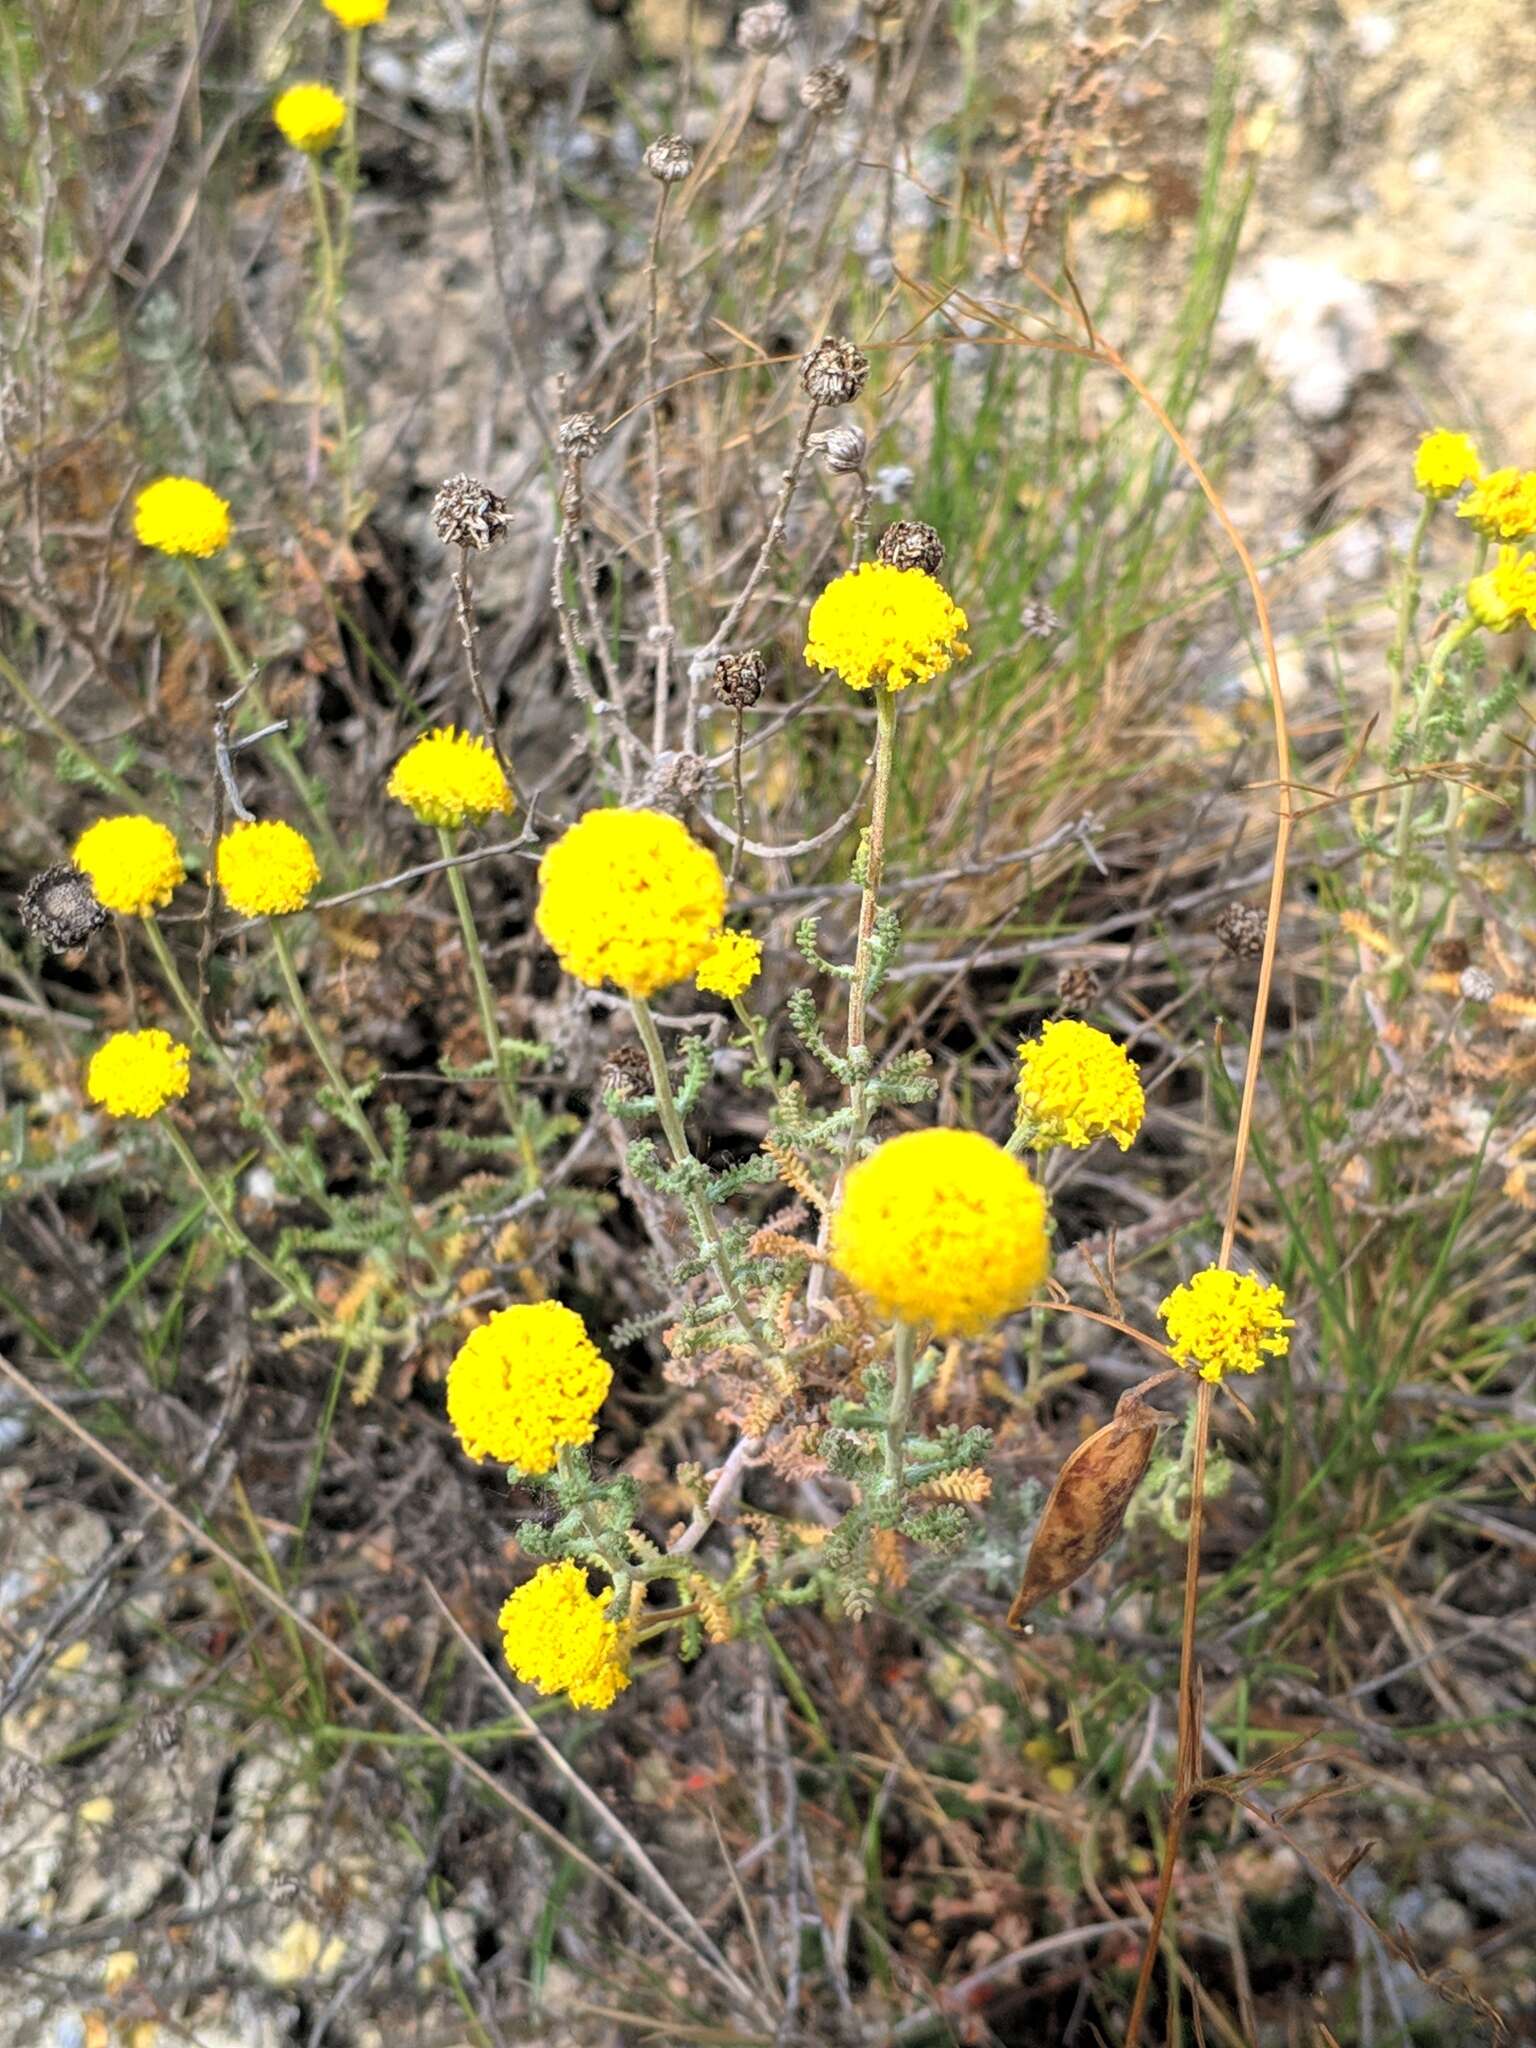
[728,706,747,889]
[435,824,525,1156]
[450,544,519,800]
[643,185,677,756]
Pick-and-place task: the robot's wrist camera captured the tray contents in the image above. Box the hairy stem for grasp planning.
[161,1117,323,1319]
[845,686,898,1141]
[882,1320,916,1488]
[436,825,524,1151]
[451,547,518,798]
[643,185,676,756]
[306,155,353,538]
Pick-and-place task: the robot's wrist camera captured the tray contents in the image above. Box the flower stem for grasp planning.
[160,1117,322,1317]
[306,154,353,538]
[436,825,524,1150]
[846,685,898,1144]
[882,1319,916,1488]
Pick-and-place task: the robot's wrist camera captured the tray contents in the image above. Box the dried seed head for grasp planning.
[712,650,767,709]
[1020,598,1063,640]
[1054,964,1102,1014]
[738,2,791,53]
[643,132,695,183]
[600,1043,653,1102]
[815,423,867,474]
[800,336,870,407]
[1215,902,1267,960]
[642,749,709,816]
[876,520,945,576]
[558,411,602,460]
[19,865,108,952]
[1460,965,1497,1003]
[1429,936,1471,975]
[431,474,508,552]
[799,62,850,113]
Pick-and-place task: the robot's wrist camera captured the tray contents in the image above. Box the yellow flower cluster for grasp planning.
[216,821,321,917]
[536,808,727,997]
[1467,546,1536,633]
[86,1030,191,1120]
[1015,1019,1145,1152]
[133,476,231,559]
[73,815,184,917]
[1159,1267,1292,1383]
[498,1561,631,1711]
[1412,430,1481,500]
[1456,467,1536,542]
[446,1300,613,1474]
[323,0,388,25]
[830,1128,1049,1336]
[273,83,347,153]
[387,727,513,830]
[804,562,969,693]
[696,928,761,999]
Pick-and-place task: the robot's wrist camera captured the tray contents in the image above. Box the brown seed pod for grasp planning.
[19,865,108,952]
[1429,936,1471,975]
[799,63,850,114]
[1054,964,1102,1013]
[1214,901,1266,960]
[800,336,870,407]
[1006,1380,1169,1627]
[738,1,791,53]
[643,133,694,183]
[712,650,767,709]
[558,411,602,460]
[431,474,508,551]
[876,520,945,576]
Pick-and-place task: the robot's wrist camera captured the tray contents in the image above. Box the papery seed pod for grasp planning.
[642,749,709,816]
[876,519,945,576]
[712,650,767,709]
[19,865,109,952]
[600,1043,653,1101]
[1020,597,1063,640]
[1460,966,1497,1003]
[558,411,602,460]
[800,336,870,407]
[431,474,508,551]
[799,62,850,113]
[1054,964,1102,1014]
[738,2,791,53]
[1214,902,1266,961]
[815,423,867,474]
[1429,936,1471,975]
[643,132,695,183]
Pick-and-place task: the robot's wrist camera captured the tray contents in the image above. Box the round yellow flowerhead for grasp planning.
[696,928,762,1000]
[73,815,185,917]
[830,1127,1049,1337]
[804,562,969,693]
[1412,430,1481,500]
[133,476,231,559]
[498,1561,631,1711]
[446,1300,612,1474]
[86,1029,191,1120]
[1015,1018,1145,1153]
[536,807,727,998]
[323,0,388,25]
[273,83,347,153]
[1467,546,1536,633]
[1159,1267,1292,1384]
[1456,467,1536,542]
[216,820,321,917]
[387,727,514,831]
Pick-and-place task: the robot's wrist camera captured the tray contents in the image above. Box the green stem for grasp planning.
[846,686,898,1147]
[883,1320,916,1488]
[1389,614,1480,906]
[338,27,362,266]
[306,155,353,538]
[0,649,142,807]
[160,1118,321,1316]
[437,826,525,1153]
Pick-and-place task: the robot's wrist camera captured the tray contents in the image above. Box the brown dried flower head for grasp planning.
[799,63,850,113]
[1054,964,1102,1014]
[738,2,791,53]
[643,133,695,183]
[1215,902,1267,960]
[19,865,109,952]
[800,336,870,407]
[1020,597,1063,640]
[876,520,946,576]
[1429,936,1471,976]
[815,423,867,474]
[600,1043,653,1102]
[432,474,508,551]
[558,411,602,460]
[712,650,767,709]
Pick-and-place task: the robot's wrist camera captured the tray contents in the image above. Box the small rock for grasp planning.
[1451,1841,1536,1919]
[1220,257,1389,424]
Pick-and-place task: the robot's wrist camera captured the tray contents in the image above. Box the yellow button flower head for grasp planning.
[133,476,231,559]
[446,1300,613,1473]
[216,820,321,917]
[86,1030,191,1120]
[498,1561,631,1711]
[1412,429,1481,500]
[73,815,184,917]
[1015,1018,1145,1152]
[536,807,727,998]
[323,0,388,25]
[804,562,969,693]
[830,1128,1049,1336]
[387,727,514,830]
[1467,546,1536,633]
[1456,467,1536,542]
[273,83,347,153]
[1159,1267,1292,1383]
[696,928,762,999]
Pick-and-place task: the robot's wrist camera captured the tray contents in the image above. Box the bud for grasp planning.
[712,650,767,709]
[1428,936,1471,975]
[876,520,945,576]
[1214,902,1266,961]
[814,423,867,474]
[19,865,108,952]
[600,1042,653,1102]
[1054,964,1102,1014]
[431,474,508,551]
[738,2,791,53]
[643,133,694,183]
[558,411,602,460]
[1020,598,1063,640]
[800,336,870,407]
[1460,966,1496,1003]
[799,63,849,114]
